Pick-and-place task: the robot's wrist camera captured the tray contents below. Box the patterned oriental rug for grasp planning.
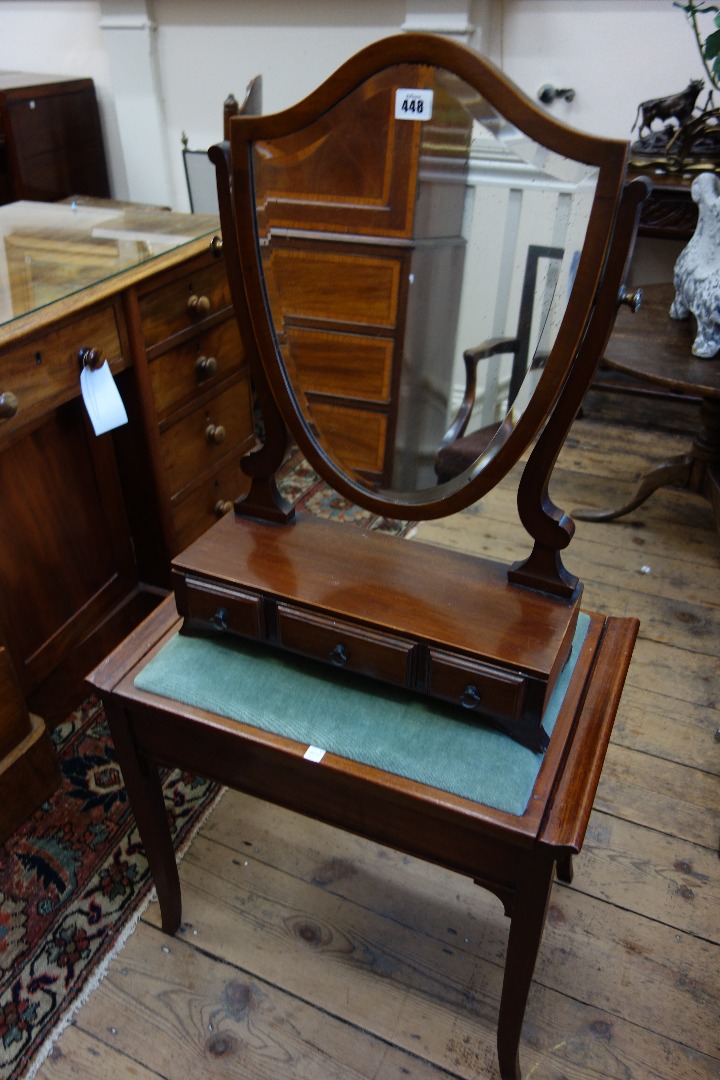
[0,457,412,1079]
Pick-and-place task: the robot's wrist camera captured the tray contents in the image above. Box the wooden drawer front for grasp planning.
[0,304,122,436]
[268,247,401,328]
[171,457,251,555]
[139,260,231,347]
[160,376,253,498]
[287,327,393,403]
[150,317,245,420]
[428,650,527,728]
[180,577,264,639]
[309,401,387,476]
[277,605,414,687]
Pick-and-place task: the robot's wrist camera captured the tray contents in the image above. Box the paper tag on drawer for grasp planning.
[395,88,433,120]
[80,360,128,436]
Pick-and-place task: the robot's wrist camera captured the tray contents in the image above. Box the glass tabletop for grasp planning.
[0,200,220,328]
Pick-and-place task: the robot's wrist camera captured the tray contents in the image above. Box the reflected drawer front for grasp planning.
[287,327,393,403]
[139,259,231,347]
[428,650,527,727]
[171,457,251,554]
[269,247,401,327]
[0,304,122,436]
[150,317,245,419]
[277,605,414,687]
[309,401,387,476]
[180,577,264,639]
[160,376,253,498]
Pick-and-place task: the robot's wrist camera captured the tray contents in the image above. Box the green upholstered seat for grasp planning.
[135,613,590,817]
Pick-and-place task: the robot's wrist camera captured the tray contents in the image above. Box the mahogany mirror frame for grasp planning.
[212,33,647,596]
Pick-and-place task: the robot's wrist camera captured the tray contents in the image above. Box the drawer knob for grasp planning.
[329,643,348,667]
[460,684,482,710]
[205,423,226,445]
[0,391,19,419]
[195,354,218,380]
[214,499,233,517]
[187,293,212,319]
[78,346,103,370]
[210,607,229,631]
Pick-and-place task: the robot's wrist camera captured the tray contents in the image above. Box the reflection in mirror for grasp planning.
[252,64,599,496]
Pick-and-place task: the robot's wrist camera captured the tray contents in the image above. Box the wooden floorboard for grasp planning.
[37,391,720,1080]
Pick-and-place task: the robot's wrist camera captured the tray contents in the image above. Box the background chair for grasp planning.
[435,244,564,483]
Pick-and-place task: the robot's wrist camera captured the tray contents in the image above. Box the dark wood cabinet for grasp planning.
[0,72,110,204]
[0,215,253,727]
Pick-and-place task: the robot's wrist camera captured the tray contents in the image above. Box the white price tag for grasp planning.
[304,745,326,763]
[80,360,128,436]
[395,88,433,121]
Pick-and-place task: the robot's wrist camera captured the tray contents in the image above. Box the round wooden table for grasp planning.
[575,282,720,533]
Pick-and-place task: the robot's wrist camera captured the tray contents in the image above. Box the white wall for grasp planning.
[0,0,706,255]
[499,0,703,140]
[0,0,708,205]
[0,0,127,195]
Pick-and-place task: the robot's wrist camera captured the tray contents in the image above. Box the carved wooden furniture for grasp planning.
[0,201,253,729]
[0,73,109,205]
[575,282,720,533]
[89,35,645,1078]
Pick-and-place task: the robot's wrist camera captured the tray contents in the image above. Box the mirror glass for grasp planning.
[251,64,599,496]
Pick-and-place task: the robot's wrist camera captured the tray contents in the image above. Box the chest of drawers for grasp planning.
[0,72,109,204]
[0,216,253,725]
[130,250,255,559]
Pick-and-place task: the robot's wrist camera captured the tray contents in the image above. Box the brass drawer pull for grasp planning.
[195,354,218,380]
[214,499,233,517]
[460,684,482,710]
[205,423,225,445]
[0,391,19,419]
[187,293,212,319]
[329,643,348,667]
[210,607,229,631]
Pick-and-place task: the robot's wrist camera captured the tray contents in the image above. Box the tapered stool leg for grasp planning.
[497,851,556,1079]
[104,697,182,934]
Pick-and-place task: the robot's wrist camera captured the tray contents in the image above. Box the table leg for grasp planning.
[104,697,182,934]
[572,451,693,522]
[497,851,556,1080]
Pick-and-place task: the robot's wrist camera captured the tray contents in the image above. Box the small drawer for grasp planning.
[427,649,527,728]
[0,303,122,436]
[139,259,232,347]
[268,246,401,328]
[160,376,254,499]
[149,317,245,420]
[286,326,393,403]
[307,400,388,478]
[177,576,264,639]
[171,456,251,554]
[277,604,414,687]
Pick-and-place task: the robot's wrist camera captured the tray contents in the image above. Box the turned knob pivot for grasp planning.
[195,354,218,379]
[618,286,643,313]
[0,391,19,419]
[214,499,233,517]
[187,293,211,318]
[205,423,225,445]
[210,235,223,258]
